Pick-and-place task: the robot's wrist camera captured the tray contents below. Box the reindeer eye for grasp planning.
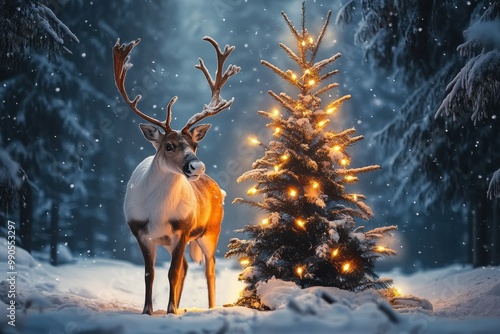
[165,143,174,152]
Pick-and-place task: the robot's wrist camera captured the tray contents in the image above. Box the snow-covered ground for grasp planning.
[1,238,499,334]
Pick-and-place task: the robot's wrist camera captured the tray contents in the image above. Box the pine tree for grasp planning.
[434,2,500,200]
[0,148,24,214]
[0,0,78,68]
[225,3,397,309]
[338,0,500,266]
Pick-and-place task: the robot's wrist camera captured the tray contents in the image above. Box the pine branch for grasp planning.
[261,60,302,89]
[343,193,366,201]
[257,110,273,119]
[373,247,398,256]
[366,226,398,239]
[356,201,374,219]
[335,0,357,25]
[237,168,269,183]
[330,128,357,138]
[313,53,341,72]
[232,198,268,210]
[279,92,297,108]
[253,154,278,169]
[301,1,306,36]
[314,83,339,96]
[329,94,352,108]
[487,168,500,200]
[349,135,364,144]
[281,11,301,41]
[312,10,332,61]
[279,43,303,66]
[319,69,339,82]
[335,165,381,175]
[268,90,300,113]
[331,207,369,220]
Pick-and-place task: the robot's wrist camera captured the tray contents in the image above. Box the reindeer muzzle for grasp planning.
[183,159,206,180]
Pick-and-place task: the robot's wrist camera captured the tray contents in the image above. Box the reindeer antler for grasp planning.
[113,38,176,132]
[113,37,239,134]
[182,36,241,134]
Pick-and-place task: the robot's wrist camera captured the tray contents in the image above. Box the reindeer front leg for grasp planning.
[177,256,188,305]
[136,236,156,315]
[167,236,188,314]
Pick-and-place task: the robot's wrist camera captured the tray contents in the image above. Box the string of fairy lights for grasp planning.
[242,103,394,279]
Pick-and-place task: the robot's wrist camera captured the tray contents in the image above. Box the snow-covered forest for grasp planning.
[1,0,499,333]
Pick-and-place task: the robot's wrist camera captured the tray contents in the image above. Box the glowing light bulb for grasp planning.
[274,165,279,172]
[345,175,356,181]
[304,69,311,75]
[311,181,319,189]
[296,219,305,228]
[317,120,327,127]
[249,137,260,145]
[261,218,269,225]
[326,107,336,114]
[352,194,358,201]
[333,145,341,151]
[308,79,316,86]
[301,40,306,47]
[274,127,281,136]
[308,36,314,44]
[342,262,351,273]
[291,72,297,80]
[289,188,297,197]
[396,288,402,295]
[281,154,289,161]
[341,158,349,166]
[272,109,280,117]
[296,266,305,277]
[377,246,386,252]
[240,259,250,266]
[332,248,339,257]
[247,187,257,195]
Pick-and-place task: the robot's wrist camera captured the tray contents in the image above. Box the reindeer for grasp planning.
[112,37,240,315]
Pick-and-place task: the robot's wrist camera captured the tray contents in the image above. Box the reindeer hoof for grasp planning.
[167,306,177,315]
[141,306,153,315]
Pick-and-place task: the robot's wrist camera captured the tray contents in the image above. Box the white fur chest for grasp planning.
[124,156,196,239]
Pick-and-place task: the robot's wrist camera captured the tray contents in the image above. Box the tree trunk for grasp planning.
[108,149,130,261]
[467,208,474,264]
[19,177,32,253]
[491,198,500,265]
[87,220,95,257]
[472,199,489,267]
[50,202,59,266]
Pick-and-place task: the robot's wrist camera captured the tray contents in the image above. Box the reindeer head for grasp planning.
[113,37,240,181]
[137,123,211,180]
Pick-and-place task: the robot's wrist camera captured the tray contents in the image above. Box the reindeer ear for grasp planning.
[139,124,162,149]
[190,124,212,143]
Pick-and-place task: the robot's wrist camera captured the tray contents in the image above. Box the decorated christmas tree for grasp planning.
[226,3,397,309]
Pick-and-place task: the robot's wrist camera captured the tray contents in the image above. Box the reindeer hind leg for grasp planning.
[197,236,218,309]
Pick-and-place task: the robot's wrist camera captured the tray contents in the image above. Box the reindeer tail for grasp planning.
[189,241,205,265]
[220,188,227,205]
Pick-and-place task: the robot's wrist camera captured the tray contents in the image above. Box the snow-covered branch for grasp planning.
[487,168,500,200]
[0,0,79,65]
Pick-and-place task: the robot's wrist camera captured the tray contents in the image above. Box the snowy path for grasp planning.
[1,239,499,334]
